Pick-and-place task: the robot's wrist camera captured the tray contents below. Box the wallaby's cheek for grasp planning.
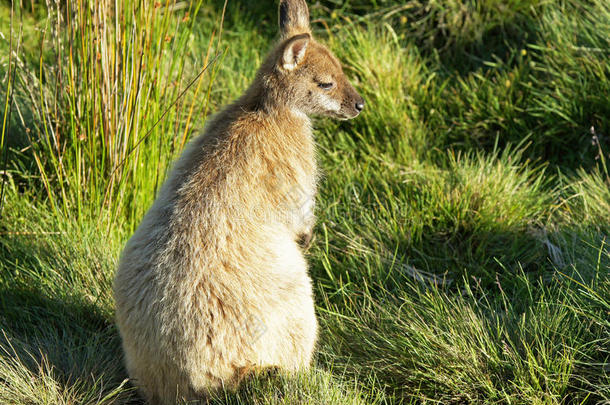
[317,93,341,113]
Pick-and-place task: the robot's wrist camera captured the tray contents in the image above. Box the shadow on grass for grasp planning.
[0,227,142,403]
[0,284,142,404]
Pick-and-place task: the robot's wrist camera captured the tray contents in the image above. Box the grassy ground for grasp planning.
[1,0,609,403]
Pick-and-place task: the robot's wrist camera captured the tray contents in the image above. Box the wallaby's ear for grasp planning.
[281,33,310,71]
[279,0,310,38]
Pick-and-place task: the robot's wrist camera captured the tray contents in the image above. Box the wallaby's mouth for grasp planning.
[334,109,362,120]
[338,96,364,120]
[333,112,354,120]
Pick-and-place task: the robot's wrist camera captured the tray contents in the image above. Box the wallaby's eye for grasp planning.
[318,82,334,90]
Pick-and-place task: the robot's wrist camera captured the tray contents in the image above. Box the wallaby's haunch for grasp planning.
[113,0,364,403]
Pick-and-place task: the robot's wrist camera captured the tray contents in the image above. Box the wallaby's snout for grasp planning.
[343,83,365,119]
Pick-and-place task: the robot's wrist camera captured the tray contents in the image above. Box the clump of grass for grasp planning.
[7,0,221,231]
[315,140,553,291]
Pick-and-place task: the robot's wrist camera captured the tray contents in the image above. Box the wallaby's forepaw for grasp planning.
[297,232,313,249]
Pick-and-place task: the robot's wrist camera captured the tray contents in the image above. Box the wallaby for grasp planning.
[113,0,364,403]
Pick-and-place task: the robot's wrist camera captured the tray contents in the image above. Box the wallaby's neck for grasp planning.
[234,80,311,130]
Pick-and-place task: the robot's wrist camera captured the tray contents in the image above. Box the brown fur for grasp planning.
[113,1,363,403]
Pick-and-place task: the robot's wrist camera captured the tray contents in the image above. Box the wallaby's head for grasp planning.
[256,0,364,120]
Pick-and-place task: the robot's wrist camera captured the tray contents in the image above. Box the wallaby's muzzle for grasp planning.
[342,86,365,119]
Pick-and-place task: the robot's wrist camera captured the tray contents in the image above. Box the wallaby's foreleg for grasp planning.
[296,198,315,249]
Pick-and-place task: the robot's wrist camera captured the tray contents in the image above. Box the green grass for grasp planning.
[1,0,609,403]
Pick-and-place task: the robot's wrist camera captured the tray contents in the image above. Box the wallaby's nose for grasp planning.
[355,100,365,112]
